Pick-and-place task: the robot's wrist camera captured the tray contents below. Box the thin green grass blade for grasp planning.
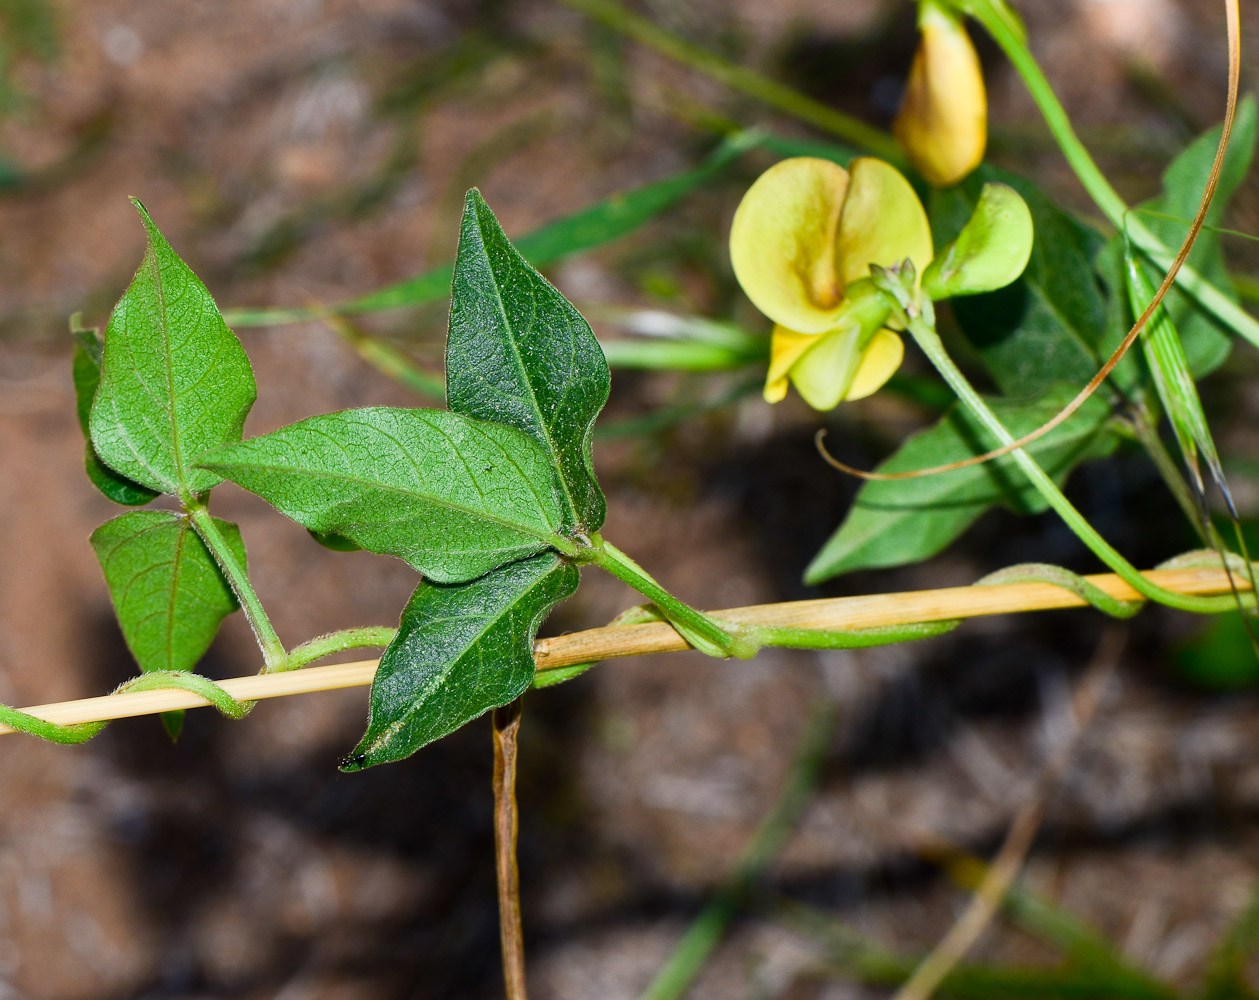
[224,133,756,327]
[1124,243,1223,503]
[1201,884,1259,1000]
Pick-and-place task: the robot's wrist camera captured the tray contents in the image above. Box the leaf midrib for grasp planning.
[206,456,563,547]
[472,207,581,525]
[149,240,188,496]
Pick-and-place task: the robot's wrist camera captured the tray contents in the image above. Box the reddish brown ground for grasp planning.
[1,1,1258,998]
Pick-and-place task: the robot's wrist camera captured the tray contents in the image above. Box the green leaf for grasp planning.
[447,189,610,532]
[89,199,257,497]
[342,552,578,768]
[307,528,362,552]
[90,510,243,675]
[929,167,1115,398]
[201,407,571,583]
[805,386,1119,582]
[1111,95,1257,378]
[70,320,159,506]
[224,134,751,326]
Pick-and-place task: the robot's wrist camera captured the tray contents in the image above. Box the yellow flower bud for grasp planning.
[729,156,932,409]
[893,0,987,188]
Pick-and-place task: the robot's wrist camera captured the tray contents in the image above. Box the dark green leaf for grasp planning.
[307,528,362,552]
[447,189,610,532]
[224,135,750,326]
[930,167,1116,397]
[1108,95,1257,378]
[70,321,159,506]
[90,509,243,674]
[201,407,570,583]
[343,552,578,768]
[805,386,1119,582]
[89,199,257,497]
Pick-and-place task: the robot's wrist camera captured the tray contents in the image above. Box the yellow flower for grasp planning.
[893,0,987,188]
[729,156,933,410]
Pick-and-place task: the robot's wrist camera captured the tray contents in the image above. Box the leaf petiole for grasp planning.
[583,536,742,657]
[903,312,1249,616]
[186,503,288,671]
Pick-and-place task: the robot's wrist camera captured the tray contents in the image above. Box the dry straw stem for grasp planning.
[0,564,1245,737]
[890,627,1123,1000]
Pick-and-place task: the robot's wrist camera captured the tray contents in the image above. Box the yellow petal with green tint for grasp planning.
[730,157,851,334]
[892,0,987,187]
[845,329,904,400]
[923,182,1033,298]
[764,325,819,402]
[836,158,934,289]
[789,328,863,411]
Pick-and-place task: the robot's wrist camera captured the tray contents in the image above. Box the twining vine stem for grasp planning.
[0,564,1247,737]
[903,313,1248,617]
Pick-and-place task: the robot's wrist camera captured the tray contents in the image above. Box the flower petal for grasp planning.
[893,0,987,187]
[765,325,819,396]
[836,158,934,290]
[789,327,864,411]
[845,330,904,400]
[923,182,1033,298]
[730,157,851,334]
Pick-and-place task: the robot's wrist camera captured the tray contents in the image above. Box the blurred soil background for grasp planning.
[2,0,1259,997]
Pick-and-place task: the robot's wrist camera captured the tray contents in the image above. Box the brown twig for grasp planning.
[493,696,529,1000]
[890,627,1124,1000]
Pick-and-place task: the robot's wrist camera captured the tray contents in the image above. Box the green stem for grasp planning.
[743,620,958,651]
[905,315,1241,615]
[969,4,1259,351]
[187,504,288,671]
[556,0,905,164]
[601,339,761,372]
[586,536,738,656]
[1127,406,1209,543]
[285,627,398,672]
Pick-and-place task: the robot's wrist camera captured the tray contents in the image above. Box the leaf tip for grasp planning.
[127,194,151,222]
[337,749,371,773]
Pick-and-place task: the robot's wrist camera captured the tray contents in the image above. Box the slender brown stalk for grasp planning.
[493,696,529,1000]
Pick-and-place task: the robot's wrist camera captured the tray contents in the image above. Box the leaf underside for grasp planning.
[806,386,1118,582]
[343,552,579,769]
[90,509,243,675]
[71,325,159,505]
[89,199,256,496]
[201,407,568,584]
[447,189,611,533]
